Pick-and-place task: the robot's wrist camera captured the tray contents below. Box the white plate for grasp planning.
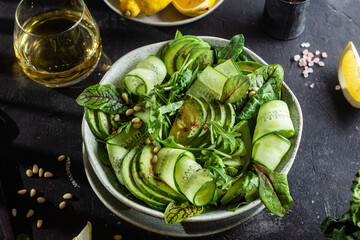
[81,36,303,230]
[103,0,224,26]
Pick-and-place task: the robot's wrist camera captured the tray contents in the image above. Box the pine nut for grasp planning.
[149,135,155,141]
[58,155,66,162]
[17,189,27,195]
[131,117,140,123]
[153,146,161,154]
[44,171,54,178]
[252,87,260,92]
[144,138,151,145]
[59,201,66,209]
[121,93,129,103]
[26,169,33,177]
[151,155,158,164]
[133,105,141,112]
[26,209,34,218]
[37,197,46,204]
[248,90,256,98]
[11,208,17,217]
[114,114,120,122]
[30,189,36,197]
[125,109,134,116]
[32,164,39,174]
[39,168,44,177]
[113,234,123,240]
[63,193,73,200]
[37,219,43,228]
[132,122,142,129]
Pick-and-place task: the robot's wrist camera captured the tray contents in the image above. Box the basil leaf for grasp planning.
[220,74,250,104]
[254,163,293,217]
[76,84,128,114]
[164,201,203,224]
[237,82,278,120]
[217,34,245,61]
[248,64,284,99]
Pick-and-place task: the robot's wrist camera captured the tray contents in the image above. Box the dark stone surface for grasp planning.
[1,0,360,239]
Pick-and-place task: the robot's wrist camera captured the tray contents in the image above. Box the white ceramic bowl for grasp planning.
[82,36,303,228]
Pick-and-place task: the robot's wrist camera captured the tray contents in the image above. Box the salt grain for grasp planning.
[315,50,320,55]
[310,83,315,88]
[308,68,314,73]
[318,61,325,67]
[322,52,328,58]
[294,55,301,61]
[302,49,309,55]
[335,85,341,90]
[313,58,320,63]
[308,61,314,67]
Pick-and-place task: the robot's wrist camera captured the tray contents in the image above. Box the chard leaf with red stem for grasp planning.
[164,201,203,224]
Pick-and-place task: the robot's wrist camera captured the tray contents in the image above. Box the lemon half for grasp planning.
[338,41,360,108]
[172,0,216,17]
[73,221,92,240]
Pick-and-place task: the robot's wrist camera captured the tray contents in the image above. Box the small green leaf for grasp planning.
[164,201,203,224]
[217,34,245,61]
[175,30,183,39]
[220,75,250,104]
[76,84,128,114]
[16,234,31,240]
[211,121,241,154]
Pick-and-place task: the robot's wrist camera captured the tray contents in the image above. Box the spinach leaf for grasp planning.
[248,64,284,99]
[237,82,278,120]
[220,74,250,104]
[164,201,203,224]
[76,84,128,114]
[217,34,245,61]
[254,163,293,217]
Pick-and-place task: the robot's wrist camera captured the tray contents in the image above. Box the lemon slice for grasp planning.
[172,0,216,17]
[338,41,360,108]
[73,221,92,240]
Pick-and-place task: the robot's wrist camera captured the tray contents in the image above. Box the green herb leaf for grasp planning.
[217,34,245,61]
[206,165,234,191]
[175,30,183,39]
[220,74,250,104]
[76,84,128,114]
[211,121,241,154]
[254,163,293,217]
[16,234,31,240]
[164,201,203,224]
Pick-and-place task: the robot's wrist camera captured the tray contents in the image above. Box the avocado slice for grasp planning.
[97,110,112,138]
[131,150,173,204]
[120,148,166,211]
[175,41,210,71]
[106,124,147,149]
[138,143,185,201]
[212,101,227,128]
[162,36,201,76]
[169,94,207,145]
[106,143,129,185]
[85,108,107,139]
[237,61,263,72]
[192,49,214,71]
[223,103,236,131]
[187,47,211,70]
[161,35,200,59]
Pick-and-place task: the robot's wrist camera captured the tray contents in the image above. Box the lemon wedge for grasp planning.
[73,221,92,240]
[172,0,216,17]
[338,41,360,108]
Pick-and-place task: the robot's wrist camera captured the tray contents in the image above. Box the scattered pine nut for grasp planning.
[44,171,54,178]
[133,105,141,112]
[26,169,33,177]
[30,189,36,197]
[59,201,66,209]
[63,193,73,200]
[58,155,66,162]
[113,234,123,240]
[37,197,46,204]
[252,87,260,92]
[149,135,155,141]
[125,109,134,116]
[248,91,256,98]
[11,208,17,217]
[144,138,151,145]
[18,189,27,195]
[39,168,44,178]
[32,164,39,174]
[131,117,140,123]
[26,209,34,218]
[114,114,120,122]
[37,219,43,228]
[151,155,158,164]
[121,93,129,103]
[132,122,142,129]
[153,146,161,154]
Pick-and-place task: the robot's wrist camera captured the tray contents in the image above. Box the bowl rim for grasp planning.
[82,36,303,222]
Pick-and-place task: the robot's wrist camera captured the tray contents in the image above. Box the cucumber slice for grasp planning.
[187,66,228,100]
[237,61,263,72]
[253,100,295,143]
[106,124,147,149]
[121,150,166,211]
[85,108,106,139]
[136,55,166,84]
[96,110,112,138]
[215,59,242,78]
[252,133,291,171]
[174,155,215,206]
[106,143,129,185]
[124,68,157,95]
[169,95,207,145]
[154,148,195,194]
[223,155,244,167]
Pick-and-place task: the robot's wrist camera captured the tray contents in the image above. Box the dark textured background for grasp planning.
[1,0,360,239]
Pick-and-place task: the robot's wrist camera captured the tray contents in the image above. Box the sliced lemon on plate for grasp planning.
[172,0,216,17]
[73,221,92,240]
[338,41,360,108]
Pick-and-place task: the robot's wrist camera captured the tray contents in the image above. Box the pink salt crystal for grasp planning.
[301,61,307,67]
[318,61,325,67]
[308,52,314,58]
[335,85,341,90]
[302,49,309,55]
[294,55,301,61]
[313,58,320,63]
[307,56,312,62]
[322,52,328,58]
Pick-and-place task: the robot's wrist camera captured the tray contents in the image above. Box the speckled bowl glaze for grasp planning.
[82,36,303,231]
